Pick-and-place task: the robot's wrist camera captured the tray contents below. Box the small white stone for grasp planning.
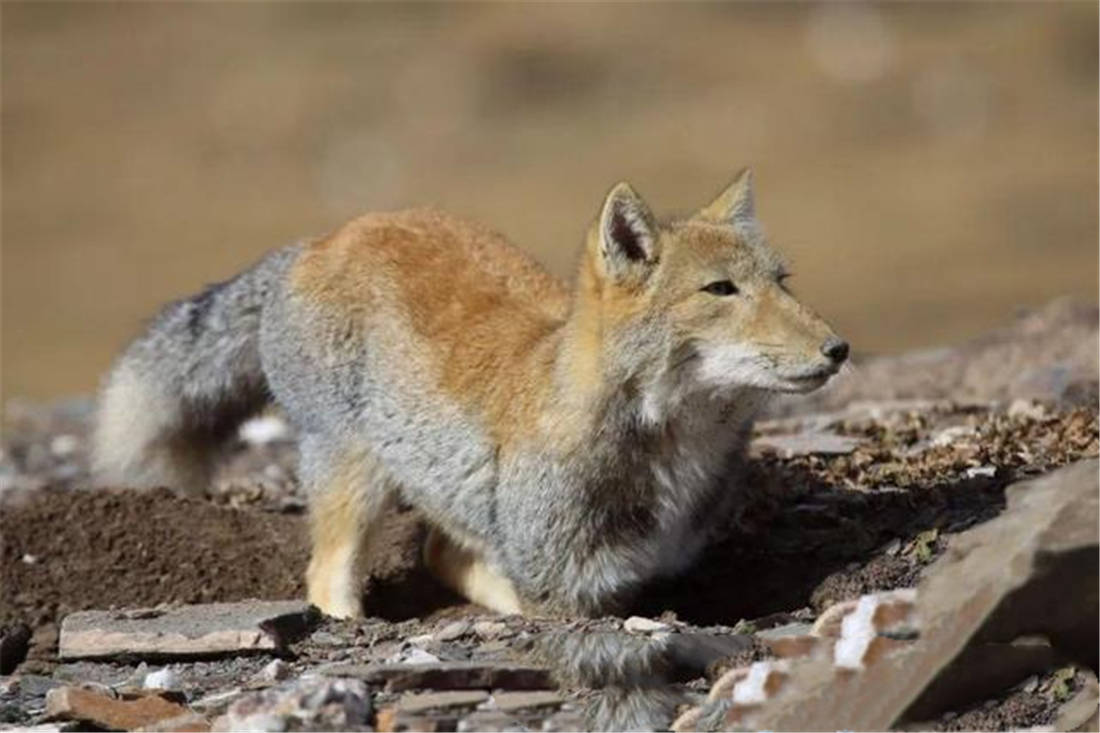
[472,621,508,639]
[930,425,976,447]
[732,660,790,705]
[143,667,180,690]
[966,466,997,479]
[21,553,38,564]
[406,634,434,647]
[434,620,470,641]
[1008,399,1048,420]
[263,464,286,480]
[257,660,292,682]
[386,646,440,665]
[50,435,79,458]
[239,415,291,446]
[834,596,879,669]
[623,616,670,633]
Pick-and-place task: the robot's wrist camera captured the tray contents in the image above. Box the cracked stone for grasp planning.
[59,601,319,660]
[44,686,188,731]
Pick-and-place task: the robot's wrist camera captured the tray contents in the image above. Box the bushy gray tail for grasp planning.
[92,247,298,495]
[529,631,760,731]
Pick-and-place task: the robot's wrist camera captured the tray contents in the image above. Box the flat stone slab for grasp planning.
[491,690,564,712]
[398,690,490,713]
[59,601,319,660]
[321,661,555,692]
[45,686,189,730]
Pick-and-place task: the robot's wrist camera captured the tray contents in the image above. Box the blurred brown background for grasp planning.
[2,2,1097,403]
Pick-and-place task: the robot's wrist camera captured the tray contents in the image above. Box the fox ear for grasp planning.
[596,182,659,282]
[696,168,756,226]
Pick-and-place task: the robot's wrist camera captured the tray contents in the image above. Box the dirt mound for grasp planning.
[1,488,307,629]
[0,485,476,655]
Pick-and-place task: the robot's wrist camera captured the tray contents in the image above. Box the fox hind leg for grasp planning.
[304,442,394,619]
[423,528,523,615]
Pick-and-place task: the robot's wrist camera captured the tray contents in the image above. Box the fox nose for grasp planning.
[821,337,849,364]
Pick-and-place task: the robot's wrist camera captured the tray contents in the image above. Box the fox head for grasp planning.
[577,169,847,418]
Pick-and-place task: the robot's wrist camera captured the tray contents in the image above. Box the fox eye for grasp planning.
[701,280,739,296]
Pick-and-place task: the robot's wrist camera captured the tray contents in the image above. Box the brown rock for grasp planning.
[376,707,449,733]
[59,601,319,660]
[136,712,212,732]
[45,686,188,730]
[763,634,820,660]
[739,460,1099,731]
[902,642,1060,721]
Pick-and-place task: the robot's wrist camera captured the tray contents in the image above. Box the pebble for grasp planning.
[473,621,509,639]
[929,424,977,447]
[263,464,286,481]
[49,435,79,458]
[435,620,471,641]
[257,660,292,682]
[623,616,670,633]
[1008,399,1048,420]
[142,668,180,690]
[386,647,441,665]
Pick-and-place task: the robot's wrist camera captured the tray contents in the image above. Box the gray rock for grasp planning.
[435,620,471,642]
[256,659,292,683]
[741,459,1099,731]
[398,690,490,713]
[214,676,370,732]
[472,621,510,639]
[59,601,319,660]
[321,661,555,692]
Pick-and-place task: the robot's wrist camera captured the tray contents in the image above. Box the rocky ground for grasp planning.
[1,299,1098,732]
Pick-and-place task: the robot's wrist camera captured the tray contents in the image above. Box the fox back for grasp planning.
[93,170,847,618]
